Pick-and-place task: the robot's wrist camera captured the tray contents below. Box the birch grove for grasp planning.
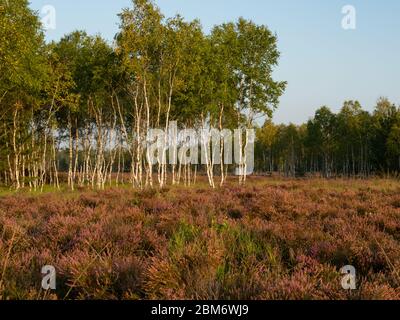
[0,0,286,190]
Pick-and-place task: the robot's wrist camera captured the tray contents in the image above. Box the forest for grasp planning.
[256,99,400,178]
[1,0,400,193]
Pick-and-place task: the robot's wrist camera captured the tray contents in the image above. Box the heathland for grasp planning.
[0,177,399,300]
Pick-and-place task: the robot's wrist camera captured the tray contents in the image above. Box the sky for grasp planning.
[29,0,400,124]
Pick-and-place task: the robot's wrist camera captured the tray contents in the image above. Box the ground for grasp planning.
[0,177,399,300]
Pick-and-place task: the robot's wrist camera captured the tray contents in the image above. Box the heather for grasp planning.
[0,177,399,300]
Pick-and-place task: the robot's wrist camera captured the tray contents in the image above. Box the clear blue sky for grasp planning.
[29,0,400,124]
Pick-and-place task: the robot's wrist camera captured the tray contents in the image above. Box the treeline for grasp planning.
[255,99,400,177]
[0,0,285,190]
